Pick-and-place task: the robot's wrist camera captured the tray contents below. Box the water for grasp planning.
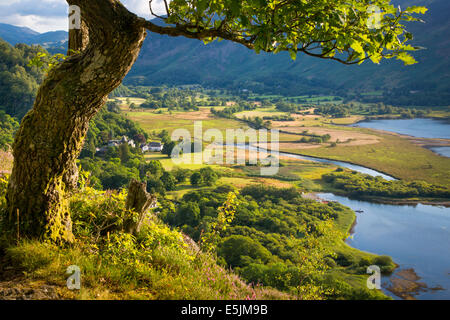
[429,147,450,158]
[233,143,396,180]
[350,118,450,139]
[318,193,450,300]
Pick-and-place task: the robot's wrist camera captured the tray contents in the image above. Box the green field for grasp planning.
[285,130,450,186]
[119,96,449,187]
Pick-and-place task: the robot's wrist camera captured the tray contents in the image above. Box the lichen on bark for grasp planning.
[4,0,147,243]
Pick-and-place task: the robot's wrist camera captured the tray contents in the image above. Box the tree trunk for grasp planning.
[124,180,157,235]
[5,0,146,243]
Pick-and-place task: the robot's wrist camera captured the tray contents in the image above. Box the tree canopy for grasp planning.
[144,0,426,65]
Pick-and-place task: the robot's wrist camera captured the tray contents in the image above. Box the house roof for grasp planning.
[148,142,162,147]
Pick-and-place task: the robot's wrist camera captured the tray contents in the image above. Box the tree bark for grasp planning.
[5,0,146,243]
[61,14,89,192]
[124,179,157,235]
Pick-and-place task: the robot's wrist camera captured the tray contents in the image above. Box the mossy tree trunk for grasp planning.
[124,180,157,235]
[5,0,146,243]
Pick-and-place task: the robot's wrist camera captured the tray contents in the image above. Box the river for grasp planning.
[236,144,396,180]
[317,193,450,300]
[349,118,450,139]
[235,120,449,299]
[350,118,450,158]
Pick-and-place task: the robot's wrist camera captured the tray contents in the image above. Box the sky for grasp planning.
[0,0,166,33]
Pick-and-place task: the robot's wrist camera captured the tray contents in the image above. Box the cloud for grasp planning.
[0,0,168,33]
[122,0,167,18]
[0,14,68,33]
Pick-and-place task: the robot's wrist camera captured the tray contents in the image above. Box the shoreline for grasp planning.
[312,192,448,300]
[307,191,450,208]
[249,144,399,180]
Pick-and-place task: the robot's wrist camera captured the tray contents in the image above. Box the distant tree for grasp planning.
[160,171,177,191]
[190,172,203,186]
[133,133,146,144]
[143,160,164,178]
[175,202,201,227]
[199,167,219,186]
[106,100,121,113]
[162,140,177,157]
[118,143,131,164]
[0,111,19,151]
[218,235,272,268]
[172,167,191,183]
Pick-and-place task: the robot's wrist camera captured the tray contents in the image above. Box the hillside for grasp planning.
[0,23,67,49]
[126,0,449,106]
[0,38,46,119]
[0,0,448,106]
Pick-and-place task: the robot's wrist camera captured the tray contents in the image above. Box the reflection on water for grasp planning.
[350,118,450,139]
[429,146,450,158]
[317,193,450,300]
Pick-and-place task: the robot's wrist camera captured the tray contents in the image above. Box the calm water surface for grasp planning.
[350,118,450,139]
[429,147,450,158]
[318,193,450,300]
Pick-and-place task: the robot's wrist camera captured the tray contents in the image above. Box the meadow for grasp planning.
[118,93,450,187]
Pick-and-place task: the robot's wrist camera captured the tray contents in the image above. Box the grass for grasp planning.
[285,130,450,186]
[122,106,247,137]
[0,188,290,300]
[123,96,449,187]
[144,153,223,171]
[2,238,288,300]
[235,107,285,119]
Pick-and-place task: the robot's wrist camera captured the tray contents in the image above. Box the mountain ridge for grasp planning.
[0,23,67,48]
[0,0,448,105]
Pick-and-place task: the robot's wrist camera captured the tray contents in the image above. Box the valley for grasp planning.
[107,87,450,299]
[0,0,449,302]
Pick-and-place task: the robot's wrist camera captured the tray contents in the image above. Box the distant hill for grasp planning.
[126,0,450,106]
[0,23,39,45]
[0,23,67,49]
[0,0,448,106]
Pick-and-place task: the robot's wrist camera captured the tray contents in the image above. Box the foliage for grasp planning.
[78,157,140,190]
[189,167,220,186]
[27,51,76,73]
[323,170,450,199]
[166,0,426,65]
[80,106,148,159]
[70,187,133,241]
[0,110,19,150]
[159,184,386,297]
[0,39,45,119]
[200,191,238,253]
[314,103,428,118]
[0,184,289,300]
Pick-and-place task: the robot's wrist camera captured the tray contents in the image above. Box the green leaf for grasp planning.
[289,49,297,61]
[396,52,417,65]
[405,6,428,14]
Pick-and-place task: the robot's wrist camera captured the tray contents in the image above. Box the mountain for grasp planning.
[0,23,39,45]
[0,23,67,49]
[0,0,448,106]
[125,0,450,106]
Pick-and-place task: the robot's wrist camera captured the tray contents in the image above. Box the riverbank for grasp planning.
[248,143,398,180]
[317,192,450,300]
[386,268,445,300]
[292,132,450,186]
[307,191,450,207]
